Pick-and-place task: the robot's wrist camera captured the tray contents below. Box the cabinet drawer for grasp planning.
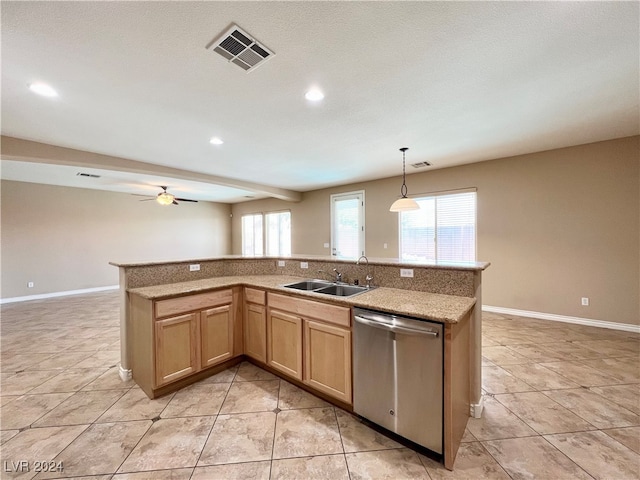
[245,287,266,305]
[268,293,350,327]
[155,289,233,319]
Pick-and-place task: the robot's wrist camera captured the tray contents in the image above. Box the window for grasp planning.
[242,211,291,256]
[242,214,263,256]
[331,191,365,260]
[265,211,291,256]
[400,190,476,263]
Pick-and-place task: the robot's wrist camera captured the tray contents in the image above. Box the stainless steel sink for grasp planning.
[283,280,334,291]
[315,284,370,296]
[283,279,373,297]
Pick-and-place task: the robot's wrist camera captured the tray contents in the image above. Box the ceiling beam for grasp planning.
[0,136,302,202]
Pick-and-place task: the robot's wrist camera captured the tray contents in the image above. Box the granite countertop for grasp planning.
[111,254,490,271]
[128,275,476,324]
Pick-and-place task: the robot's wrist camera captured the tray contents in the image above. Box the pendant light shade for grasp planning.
[390,147,420,212]
[390,196,419,211]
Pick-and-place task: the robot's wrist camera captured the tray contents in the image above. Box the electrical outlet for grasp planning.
[323,243,330,248]
[300,262,309,269]
[400,269,414,278]
[189,264,200,271]
[383,243,388,249]
[278,260,285,267]
[581,297,589,306]
[27,281,34,288]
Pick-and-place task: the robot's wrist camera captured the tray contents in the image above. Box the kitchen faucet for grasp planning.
[333,268,343,283]
[356,255,368,267]
[356,255,374,288]
[317,269,342,283]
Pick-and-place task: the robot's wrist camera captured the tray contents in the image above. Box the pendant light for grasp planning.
[390,147,420,212]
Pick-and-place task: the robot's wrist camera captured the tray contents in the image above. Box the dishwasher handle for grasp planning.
[354,315,439,337]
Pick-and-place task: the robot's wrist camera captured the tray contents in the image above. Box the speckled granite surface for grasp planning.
[127,275,476,324]
[116,257,486,297]
[111,255,490,271]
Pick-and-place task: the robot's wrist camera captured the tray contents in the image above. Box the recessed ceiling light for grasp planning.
[305,88,324,102]
[28,82,58,97]
[209,137,224,145]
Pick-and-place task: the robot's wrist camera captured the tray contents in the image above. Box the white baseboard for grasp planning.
[0,285,119,305]
[470,398,484,418]
[483,305,640,334]
[118,364,132,382]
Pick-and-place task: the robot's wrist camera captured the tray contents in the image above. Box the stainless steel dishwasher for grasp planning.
[353,307,443,454]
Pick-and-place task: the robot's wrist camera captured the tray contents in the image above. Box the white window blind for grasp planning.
[400,191,476,263]
[241,214,263,256]
[242,211,291,256]
[265,211,291,256]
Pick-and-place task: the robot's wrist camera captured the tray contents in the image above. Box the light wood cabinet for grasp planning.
[245,303,267,362]
[267,293,352,403]
[304,319,352,403]
[129,287,240,398]
[267,309,303,380]
[244,288,267,363]
[201,305,234,368]
[155,313,200,387]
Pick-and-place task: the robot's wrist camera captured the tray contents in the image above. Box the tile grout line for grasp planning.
[490,391,599,436]
[110,418,156,476]
[268,377,281,479]
[331,405,352,480]
[190,366,238,474]
[30,388,128,430]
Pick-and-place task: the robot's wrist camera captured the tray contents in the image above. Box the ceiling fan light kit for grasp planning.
[390,147,420,212]
[139,186,198,206]
[156,192,175,205]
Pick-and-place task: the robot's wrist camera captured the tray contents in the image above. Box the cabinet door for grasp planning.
[267,309,303,380]
[304,320,352,404]
[244,303,267,363]
[201,305,234,368]
[155,313,199,387]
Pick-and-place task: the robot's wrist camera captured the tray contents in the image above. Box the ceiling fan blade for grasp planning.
[172,200,179,205]
[174,198,198,203]
[139,198,156,202]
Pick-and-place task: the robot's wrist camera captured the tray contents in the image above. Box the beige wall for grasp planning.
[1,181,231,298]
[232,136,640,326]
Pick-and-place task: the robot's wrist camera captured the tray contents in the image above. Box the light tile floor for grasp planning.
[1,292,639,479]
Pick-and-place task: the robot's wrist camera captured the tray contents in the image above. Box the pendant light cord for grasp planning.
[400,147,409,198]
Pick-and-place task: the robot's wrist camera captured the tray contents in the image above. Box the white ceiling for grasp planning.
[1,1,638,203]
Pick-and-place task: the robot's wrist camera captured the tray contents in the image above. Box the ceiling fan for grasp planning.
[140,186,198,206]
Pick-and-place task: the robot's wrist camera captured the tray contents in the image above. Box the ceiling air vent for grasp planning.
[207,24,274,73]
[76,172,101,178]
[411,161,432,169]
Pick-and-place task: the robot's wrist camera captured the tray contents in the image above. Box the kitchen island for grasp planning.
[112,255,489,469]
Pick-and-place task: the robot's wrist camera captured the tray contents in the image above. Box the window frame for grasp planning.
[241,210,291,257]
[398,188,477,263]
[264,210,292,257]
[330,190,365,260]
